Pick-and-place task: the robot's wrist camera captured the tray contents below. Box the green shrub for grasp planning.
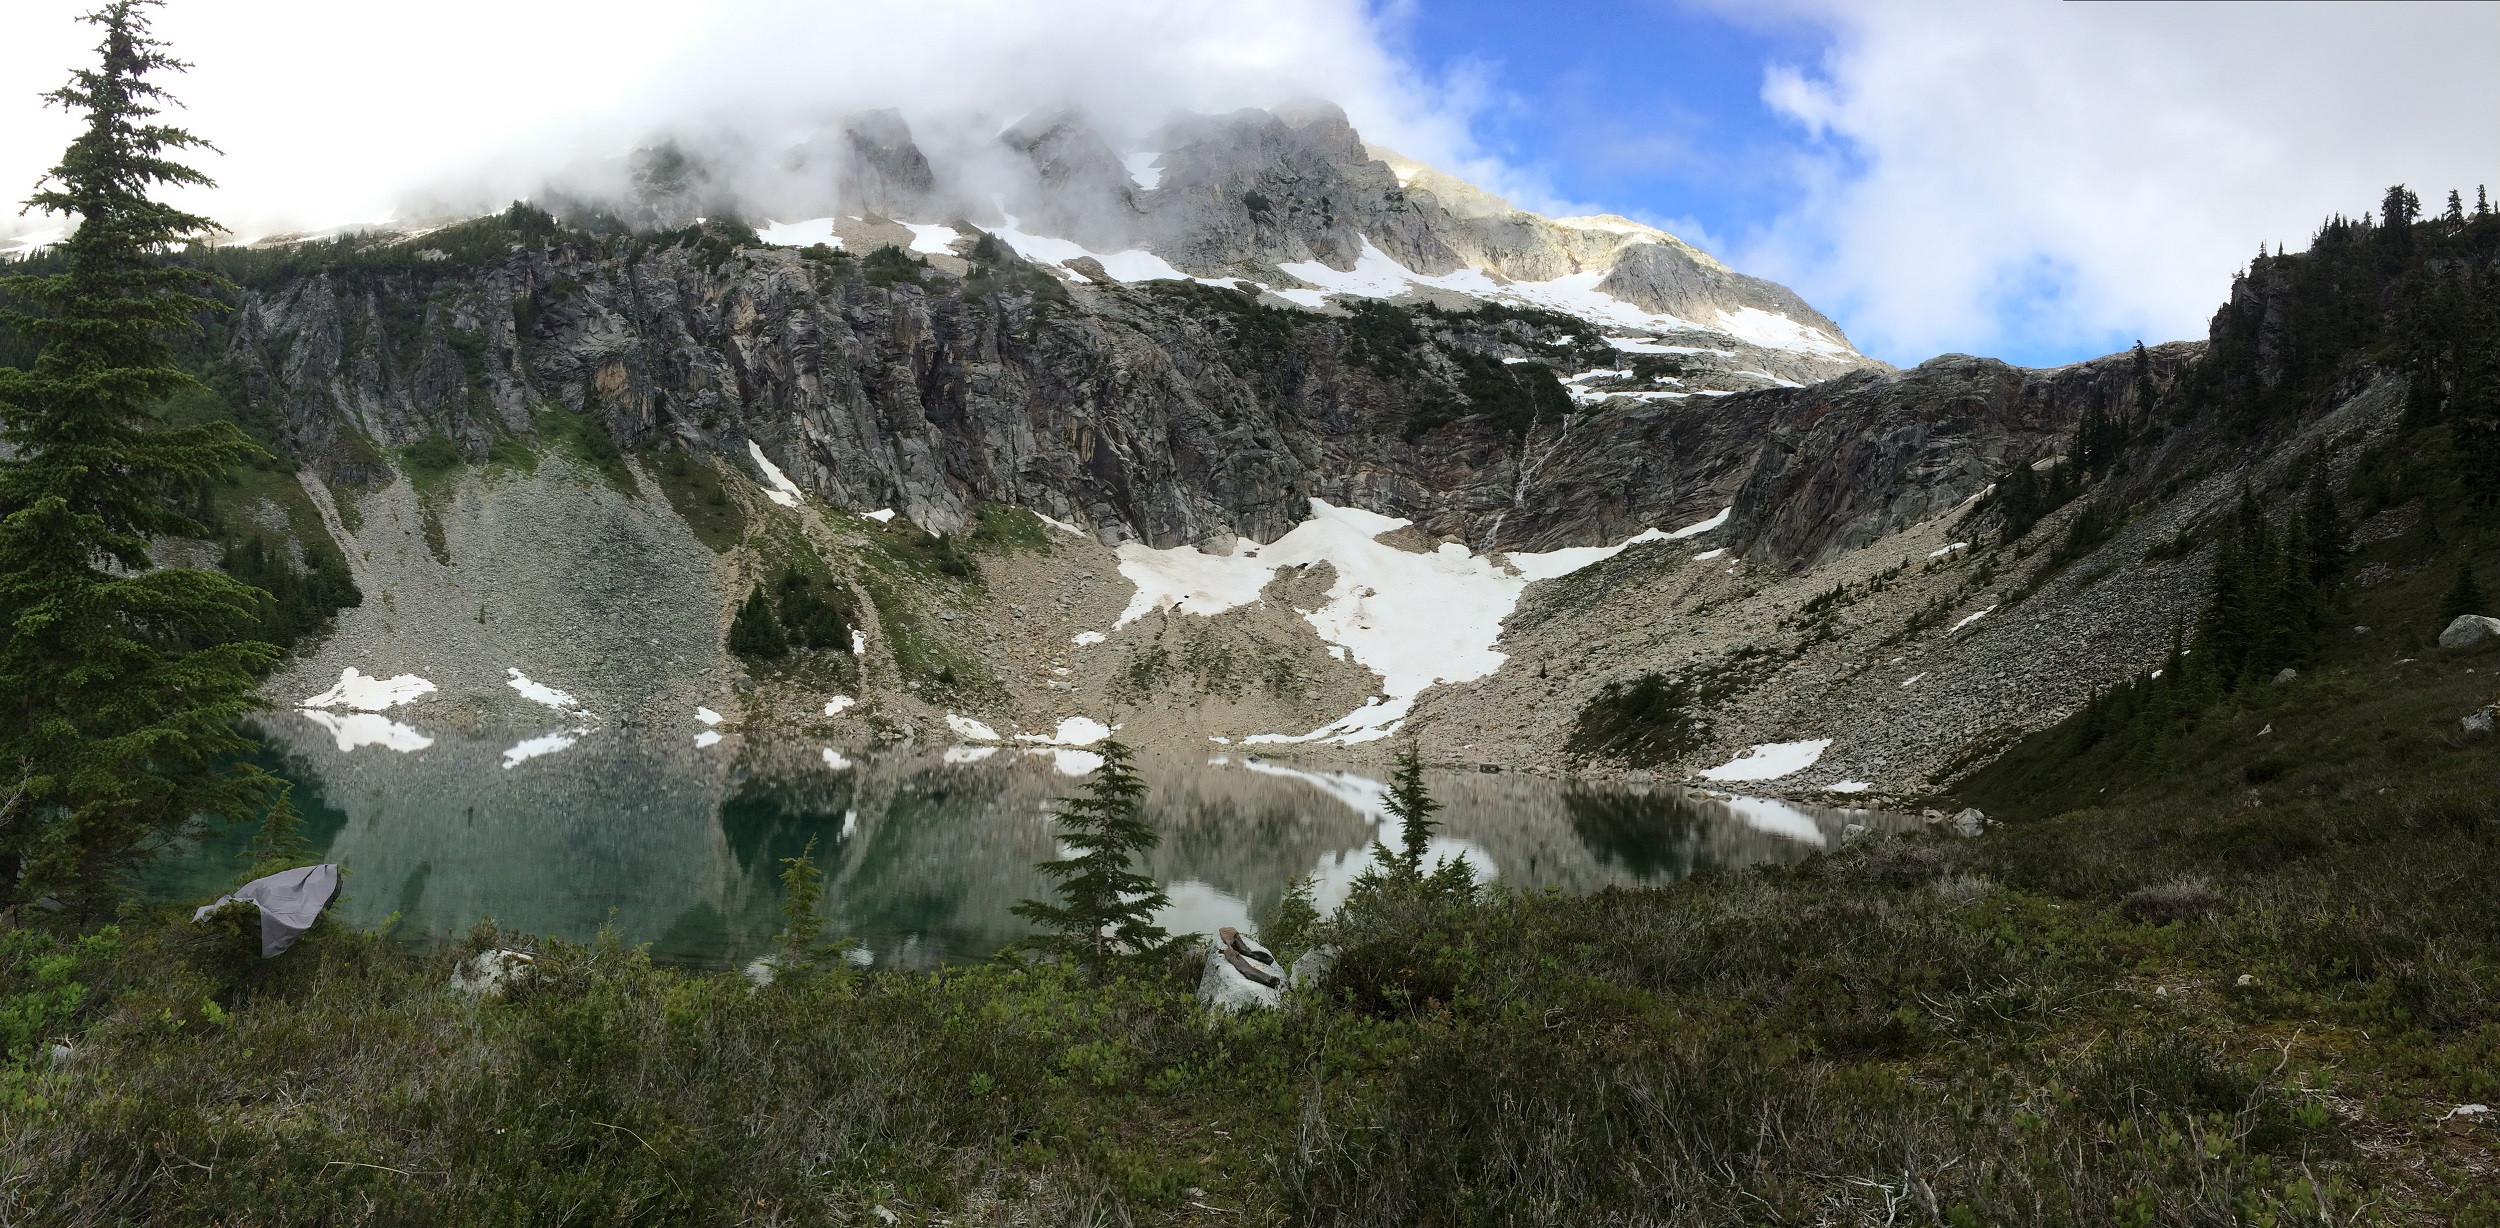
[215,534,362,651]
[862,244,927,287]
[772,567,854,651]
[727,585,786,659]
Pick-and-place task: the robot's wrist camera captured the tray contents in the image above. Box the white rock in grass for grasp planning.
[2464,707,2495,734]
[1288,944,1336,990]
[1198,942,1282,1013]
[2438,614,2500,649]
[1951,808,1989,838]
[452,949,535,997]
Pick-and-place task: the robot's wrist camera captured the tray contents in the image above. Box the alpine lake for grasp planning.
[149,716,1907,970]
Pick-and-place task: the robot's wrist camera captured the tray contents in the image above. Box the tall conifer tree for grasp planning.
[0,1,276,911]
[1011,741,1170,978]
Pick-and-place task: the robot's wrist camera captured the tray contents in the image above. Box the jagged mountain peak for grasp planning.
[586,104,1870,383]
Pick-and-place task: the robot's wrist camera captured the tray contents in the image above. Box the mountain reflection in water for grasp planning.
[150,734,1902,969]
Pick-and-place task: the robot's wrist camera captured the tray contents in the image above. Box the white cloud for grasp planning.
[8,0,2487,373]
[0,0,1486,244]
[1728,0,2500,364]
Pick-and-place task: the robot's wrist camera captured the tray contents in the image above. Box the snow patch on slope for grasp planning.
[1016,717,1111,747]
[753,218,841,248]
[747,440,804,507]
[1698,739,1832,783]
[1267,239,1851,359]
[987,213,1229,285]
[302,667,435,711]
[1096,498,1691,745]
[1713,306,1855,360]
[506,668,581,712]
[902,223,961,254]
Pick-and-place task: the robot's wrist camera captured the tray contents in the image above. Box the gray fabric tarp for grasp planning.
[193,863,341,957]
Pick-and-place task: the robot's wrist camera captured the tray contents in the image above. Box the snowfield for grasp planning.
[752,218,841,248]
[902,223,961,254]
[1266,238,1853,359]
[747,441,805,508]
[1016,717,1112,747]
[1713,306,1856,360]
[1095,499,1719,745]
[1949,605,1999,634]
[302,667,435,711]
[1698,739,1833,783]
[506,669,581,712]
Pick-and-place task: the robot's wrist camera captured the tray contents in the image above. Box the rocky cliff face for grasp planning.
[148,104,2269,796]
[211,219,1870,555]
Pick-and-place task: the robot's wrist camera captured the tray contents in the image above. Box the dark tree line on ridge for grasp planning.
[1989,183,2498,778]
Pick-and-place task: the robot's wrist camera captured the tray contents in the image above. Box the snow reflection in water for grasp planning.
[152,736,1903,971]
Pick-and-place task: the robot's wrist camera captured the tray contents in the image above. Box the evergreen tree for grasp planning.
[2074,390,2112,474]
[773,567,852,651]
[727,585,786,659]
[1382,742,1441,881]
[0,2,278,911]
[2130,340,2156,433]
[1262,874,1322,963]
[1011,740,1169,978]
[774,836,830,982]
[2443,563,2487,624]
[243,783,312,881]
[2299,463,2347,587]
[2380,184,2419,254]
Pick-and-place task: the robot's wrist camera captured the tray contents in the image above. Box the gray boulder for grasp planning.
[1951,808,1989,838]
[2465,707,2496,735]
[1289,944,1336,990]
[1197,940,1281,1014]
[2438,615,2500,650]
